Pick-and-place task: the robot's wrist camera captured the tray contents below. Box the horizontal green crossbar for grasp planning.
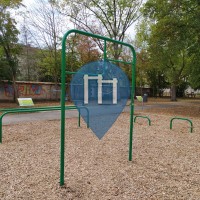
[0,106,89,143]
[170,117,193,133]
[134,115,151,126]
[66,71,104,76]
[107,58,132,65]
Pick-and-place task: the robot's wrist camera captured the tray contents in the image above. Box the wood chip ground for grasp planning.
[0,102,200,199]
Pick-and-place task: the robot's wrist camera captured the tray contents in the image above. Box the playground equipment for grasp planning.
[60,29,136,186]
[134,115,151,126]
[170,117,193,133]
[0,105,89,143]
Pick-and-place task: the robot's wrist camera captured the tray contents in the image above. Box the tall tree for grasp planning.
[61,0,143,59]
[186,0,200,90]
[18,13,39,81]
[20,0,69,100]
[138,0,199,101]
[0,0,22,102]
[27,0,67,84]
[135,23,169,97]
[0,46,10,80]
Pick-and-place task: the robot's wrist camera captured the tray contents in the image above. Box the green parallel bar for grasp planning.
[0,105,90,144]
[61,29,136,185]
[170,117,193,133]
[134,116,151,126]
[0,105,77,112]
[107,58,132,65]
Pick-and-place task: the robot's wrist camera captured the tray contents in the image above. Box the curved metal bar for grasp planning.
[170,117,193,133]
[134,116,151,126]
[0,105,89,144]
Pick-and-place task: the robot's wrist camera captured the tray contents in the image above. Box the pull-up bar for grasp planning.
[60,29,136,186]
[170,117,193,133]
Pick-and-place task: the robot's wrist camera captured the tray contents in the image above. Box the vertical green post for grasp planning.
[78,108,81,127]
[0,117,2,143]
[129,50,136,161]
[170,119,173,130]
[60,33,67,186]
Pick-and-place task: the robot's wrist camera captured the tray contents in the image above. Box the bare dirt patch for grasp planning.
[0,109,200,199]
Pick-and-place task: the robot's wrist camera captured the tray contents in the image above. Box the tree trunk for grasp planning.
[54,81,60,101]
[113,43,120,60]
[171,85,177,101]
[12,75,19,103]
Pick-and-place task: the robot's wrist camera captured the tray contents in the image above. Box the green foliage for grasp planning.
[176,81,188,97]
[0,57,10,80]
[0,0,22,8]
[135,50,149,87]
[0,0,22,101]
[37,49,61,82]
[136,0,200,100]
[36,34,101,83]
[135,23,169,96]
[189,65,200,90]
[63,0,142,59]
[0,0,22,79]
[146,68,169,97]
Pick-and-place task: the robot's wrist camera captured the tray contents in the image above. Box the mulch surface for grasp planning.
[0,99,200,199]
[143,102,200,118]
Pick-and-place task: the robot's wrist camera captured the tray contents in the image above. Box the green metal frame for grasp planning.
[0,105,89,143]
[60,29,136,186]
[170,117,193,133]
[134,116,151,126]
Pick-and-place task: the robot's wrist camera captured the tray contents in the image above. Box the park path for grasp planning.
[1,103,178,125]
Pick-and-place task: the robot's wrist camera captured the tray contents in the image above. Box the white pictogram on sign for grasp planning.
[84,74,118,104]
